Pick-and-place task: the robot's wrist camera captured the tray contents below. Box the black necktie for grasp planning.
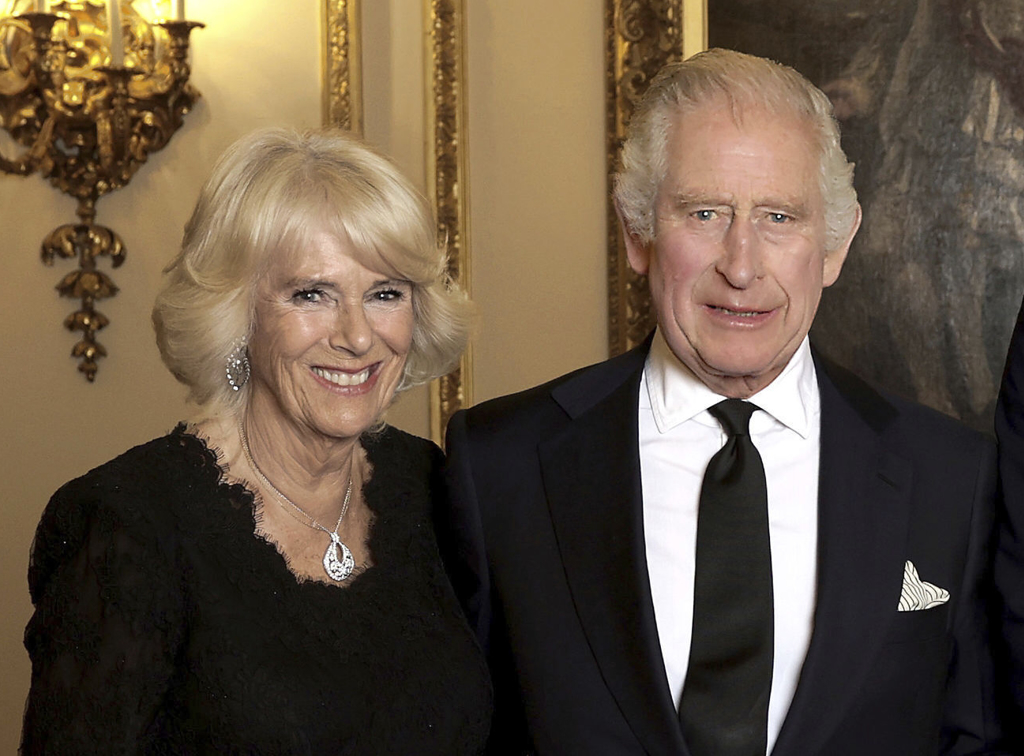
[678,399,774,756]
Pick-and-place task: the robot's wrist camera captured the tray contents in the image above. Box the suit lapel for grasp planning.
[539,344,689,756]
[772,356,913,755]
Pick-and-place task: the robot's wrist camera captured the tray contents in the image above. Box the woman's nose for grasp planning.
[328,301,373,355]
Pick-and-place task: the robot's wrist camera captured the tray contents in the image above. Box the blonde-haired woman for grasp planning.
[22,127,491,754]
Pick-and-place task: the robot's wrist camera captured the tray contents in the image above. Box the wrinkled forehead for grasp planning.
[662,96,828,198]
[260,226,404,285]
[657,101,828,219]
[678,92,823,152]
[251,194,409,283]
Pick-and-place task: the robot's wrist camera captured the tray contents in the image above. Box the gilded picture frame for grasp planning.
[322,0,362,134]
[605,0,706,356]
[425,0,473,444]
[323,0,470,443]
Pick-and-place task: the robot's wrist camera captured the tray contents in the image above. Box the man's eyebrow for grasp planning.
[663,192,732,208]
[664,191,812,214]
[758,198,812,217]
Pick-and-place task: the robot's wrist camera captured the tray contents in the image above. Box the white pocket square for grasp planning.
[898,561,949,611]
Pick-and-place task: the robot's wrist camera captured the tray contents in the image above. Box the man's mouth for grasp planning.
[710,305,768,318]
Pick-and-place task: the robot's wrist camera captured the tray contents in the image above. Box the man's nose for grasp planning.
[716,216,762,288]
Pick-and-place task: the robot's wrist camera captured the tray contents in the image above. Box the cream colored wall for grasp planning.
[465,2,607,403]
[0,0,606,750]
[348,0,610,422]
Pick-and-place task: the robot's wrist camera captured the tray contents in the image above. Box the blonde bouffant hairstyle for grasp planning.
[614,48,859,253]
[153,127,472,418]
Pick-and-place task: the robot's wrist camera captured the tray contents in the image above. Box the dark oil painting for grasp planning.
[709,0,1024,432]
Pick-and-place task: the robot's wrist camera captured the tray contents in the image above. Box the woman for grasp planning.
[21,128,491,754]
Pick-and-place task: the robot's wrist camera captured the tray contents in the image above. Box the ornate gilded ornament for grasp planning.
[605,0,704,355]
[0,1,202,380]
[426,0,471,444]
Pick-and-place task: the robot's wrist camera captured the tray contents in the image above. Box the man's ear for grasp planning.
[616,199,652,276]
[823,202,861,287]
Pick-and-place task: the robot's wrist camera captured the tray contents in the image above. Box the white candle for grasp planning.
[173,0,185,21]
[107,0,124,66]
[36,0,48,12]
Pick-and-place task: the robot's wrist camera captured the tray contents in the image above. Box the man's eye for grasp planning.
[694,209,716,221]
[768,212,791,223]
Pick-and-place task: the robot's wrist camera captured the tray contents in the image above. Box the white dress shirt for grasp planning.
[640,329,820,754]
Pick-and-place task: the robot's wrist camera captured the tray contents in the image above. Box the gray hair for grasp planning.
[614,48,858,251]
[153,127,472,417]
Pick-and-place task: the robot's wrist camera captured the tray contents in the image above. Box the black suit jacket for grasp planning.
[995,296,1024,749]
[444,340,1006,755]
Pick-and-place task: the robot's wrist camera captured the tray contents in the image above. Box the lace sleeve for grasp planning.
[21,477,188,755]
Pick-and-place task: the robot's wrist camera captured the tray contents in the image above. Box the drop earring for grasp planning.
[226,338,250,391]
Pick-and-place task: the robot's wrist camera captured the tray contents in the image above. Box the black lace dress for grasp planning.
[21,424,492,755]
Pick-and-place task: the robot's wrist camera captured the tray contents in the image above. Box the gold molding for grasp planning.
[605,0,705,355]
[426,0,472,444]
[323,0,362,134]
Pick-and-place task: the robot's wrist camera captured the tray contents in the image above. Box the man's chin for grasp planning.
[690,353,791,396]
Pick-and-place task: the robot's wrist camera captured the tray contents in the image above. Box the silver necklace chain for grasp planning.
[238,422,355,581]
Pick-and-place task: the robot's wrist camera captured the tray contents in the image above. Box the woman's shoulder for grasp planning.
[54,423,221,503]
[363,424,444,474]
[31,425,230,598]
[360,425,445,522]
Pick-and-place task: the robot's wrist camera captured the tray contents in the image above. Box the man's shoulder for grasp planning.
[815,351,993,455]
[458,341,649,433]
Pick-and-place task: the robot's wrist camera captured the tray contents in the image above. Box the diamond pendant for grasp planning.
[323,531,355,581]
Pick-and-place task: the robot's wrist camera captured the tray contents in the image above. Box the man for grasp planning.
[995,296,1024,750]
[445,49,1005,754]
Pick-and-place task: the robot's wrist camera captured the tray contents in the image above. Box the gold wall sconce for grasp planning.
[0,0,202,380]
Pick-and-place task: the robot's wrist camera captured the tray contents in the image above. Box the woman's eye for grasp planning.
[371,287,408,302]
[292,288,324,303]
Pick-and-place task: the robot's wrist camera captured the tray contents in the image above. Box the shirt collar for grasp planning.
[643,328,817,438]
